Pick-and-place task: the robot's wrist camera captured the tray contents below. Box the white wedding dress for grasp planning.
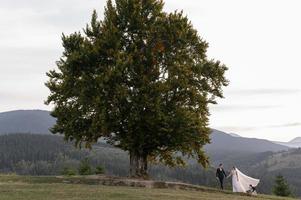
[230,168,260,193]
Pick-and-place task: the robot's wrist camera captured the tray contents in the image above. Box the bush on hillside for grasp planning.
[273,175,293,197]
[78,158,93,175]
[61,167,77,176]
[95,165,105,175]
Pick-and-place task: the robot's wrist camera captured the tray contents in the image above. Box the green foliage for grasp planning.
[61,167,77,176]
[45,0,228,176]
[78,159,93,175]
[273,175,292,197]
[95,165,105,175]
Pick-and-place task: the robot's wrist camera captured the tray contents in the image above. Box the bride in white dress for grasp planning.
[227,167,260,193]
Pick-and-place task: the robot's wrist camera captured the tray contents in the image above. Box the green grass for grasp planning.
[0,175,295,200]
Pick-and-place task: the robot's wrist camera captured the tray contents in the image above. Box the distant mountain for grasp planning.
[0,110,290,153]
[287,137,301,147]
[273,137,301,148]
[290,137,301,143]
[228,132,241,137]
[206,129,289,153]
[0,110,55,134]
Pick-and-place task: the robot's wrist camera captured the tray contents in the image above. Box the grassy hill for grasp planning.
[0,175,294,200]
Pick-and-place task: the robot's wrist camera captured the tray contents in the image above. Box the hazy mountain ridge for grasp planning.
[0,110,290,154]
[227,133,241,137]
[206,129,289,153]
[290,137,301,143]
[0,110,55,134]
[273,137,301,148]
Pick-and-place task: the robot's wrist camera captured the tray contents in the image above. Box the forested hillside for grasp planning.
[0,134,217,186]
[0,134,300,196]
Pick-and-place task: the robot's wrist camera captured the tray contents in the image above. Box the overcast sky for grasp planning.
[1,0,301,142]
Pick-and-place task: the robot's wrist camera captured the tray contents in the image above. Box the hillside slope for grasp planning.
[0,175,294,200]
[247,148,301,196]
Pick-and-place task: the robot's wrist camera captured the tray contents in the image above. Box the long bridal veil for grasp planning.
[232,168,260,193]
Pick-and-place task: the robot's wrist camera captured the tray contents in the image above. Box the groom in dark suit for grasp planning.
[216,163,227,190]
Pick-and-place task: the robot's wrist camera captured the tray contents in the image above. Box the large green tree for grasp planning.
[45,0,228,177]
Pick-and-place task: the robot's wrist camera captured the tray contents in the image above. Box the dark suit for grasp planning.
[216,168,227,189]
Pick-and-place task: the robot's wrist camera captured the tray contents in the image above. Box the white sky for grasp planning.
[0,0,300,141]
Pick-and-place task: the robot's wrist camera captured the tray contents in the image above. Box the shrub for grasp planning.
[78,158,93,175]
[61,167,76,176]
[95,165,105,175]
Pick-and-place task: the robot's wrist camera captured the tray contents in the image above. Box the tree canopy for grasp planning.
[45,0,228,177]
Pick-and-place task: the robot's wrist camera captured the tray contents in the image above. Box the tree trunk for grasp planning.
[129,151,148,178]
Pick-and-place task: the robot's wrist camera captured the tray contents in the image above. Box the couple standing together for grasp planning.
[216,163,260,194]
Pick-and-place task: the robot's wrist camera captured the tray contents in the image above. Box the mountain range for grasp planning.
[274,137,301,148]
[207,129,289,153]
[0,110,55,134]
[0,109,292,153]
